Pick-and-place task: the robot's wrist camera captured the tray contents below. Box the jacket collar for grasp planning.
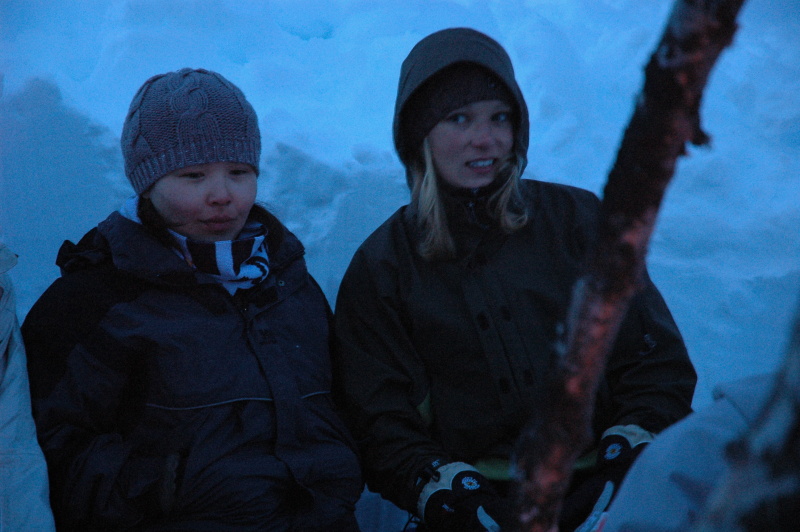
[56,208,304,287]
[440,177,507,230]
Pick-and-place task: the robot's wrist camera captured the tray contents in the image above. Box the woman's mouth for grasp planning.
[467,158,496,170]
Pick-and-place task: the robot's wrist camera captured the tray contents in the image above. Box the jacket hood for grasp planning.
[0,242,17,275]
[393,27,529,185]
[56,213,196,285]
[712,372,777,424]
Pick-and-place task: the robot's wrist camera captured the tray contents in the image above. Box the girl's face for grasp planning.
[144,161,257,242]
[427,99,514,189]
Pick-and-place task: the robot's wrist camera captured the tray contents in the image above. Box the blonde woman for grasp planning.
[333,28,696,531]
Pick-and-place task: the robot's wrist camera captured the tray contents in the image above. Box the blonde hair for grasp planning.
[410,138,529,261]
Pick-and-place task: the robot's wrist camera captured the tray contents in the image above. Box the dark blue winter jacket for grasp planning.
[22,206,363,531]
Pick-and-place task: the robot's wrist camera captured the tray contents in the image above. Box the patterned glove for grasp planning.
[418,462,515,531]
[560,425,653,531]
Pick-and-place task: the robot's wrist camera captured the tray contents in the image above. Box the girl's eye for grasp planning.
[229,166,256,179]
[494,111,511,123]
[179,171,204,179]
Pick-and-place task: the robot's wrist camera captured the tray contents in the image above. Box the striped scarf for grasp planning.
[119,197,271,294]
[168,223,270,294]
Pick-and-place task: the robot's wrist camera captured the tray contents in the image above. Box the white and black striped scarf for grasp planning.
[119,197,270,294]
[168,223,270,294]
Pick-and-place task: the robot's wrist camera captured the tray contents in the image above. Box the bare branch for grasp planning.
[514,1,746,530]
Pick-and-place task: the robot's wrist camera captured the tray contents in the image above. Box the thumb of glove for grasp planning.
[477,505,503,531]
[574,481,614,532]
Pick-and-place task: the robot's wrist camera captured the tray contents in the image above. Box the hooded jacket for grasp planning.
[22,208,362,531]
[0,243,56,531]
[333,28,696,513]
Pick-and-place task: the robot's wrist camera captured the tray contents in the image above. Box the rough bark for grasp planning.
[693,303,800,531]
[513,1,746,530]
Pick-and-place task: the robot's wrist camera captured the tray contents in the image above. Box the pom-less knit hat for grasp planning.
[121,68,260,195]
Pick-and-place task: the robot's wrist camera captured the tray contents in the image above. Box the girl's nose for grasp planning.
[207,174,233,204]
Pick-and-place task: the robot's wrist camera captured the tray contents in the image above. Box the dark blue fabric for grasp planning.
[333,179,696,512]
[23,208,362,531]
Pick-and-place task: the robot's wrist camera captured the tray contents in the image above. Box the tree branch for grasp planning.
[514,1,746,530]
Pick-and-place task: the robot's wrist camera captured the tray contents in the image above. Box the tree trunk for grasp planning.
[513,1,746,530]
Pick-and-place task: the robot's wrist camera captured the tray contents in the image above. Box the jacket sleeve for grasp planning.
[0,265,57,531]
[332,243,447,513]
[22,267,169,531]
[598,267,697,435]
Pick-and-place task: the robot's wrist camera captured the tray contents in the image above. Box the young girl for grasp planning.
[333,28,697,531]
[23,68,362,531]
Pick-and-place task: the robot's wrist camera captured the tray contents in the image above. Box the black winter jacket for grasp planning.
[333,179,696,512]
[23,208,363,531]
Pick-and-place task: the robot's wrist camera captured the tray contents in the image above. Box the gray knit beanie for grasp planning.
[121,68,261,195]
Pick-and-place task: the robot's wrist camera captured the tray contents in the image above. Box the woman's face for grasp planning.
[144,161,257,242]
[427,99,514,189]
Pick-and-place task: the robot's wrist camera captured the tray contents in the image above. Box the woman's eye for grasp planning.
[446,113,468,125]
[494,112,511,123]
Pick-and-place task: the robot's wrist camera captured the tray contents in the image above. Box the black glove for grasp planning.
[559,426,651,531]
[419,462,515,531]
